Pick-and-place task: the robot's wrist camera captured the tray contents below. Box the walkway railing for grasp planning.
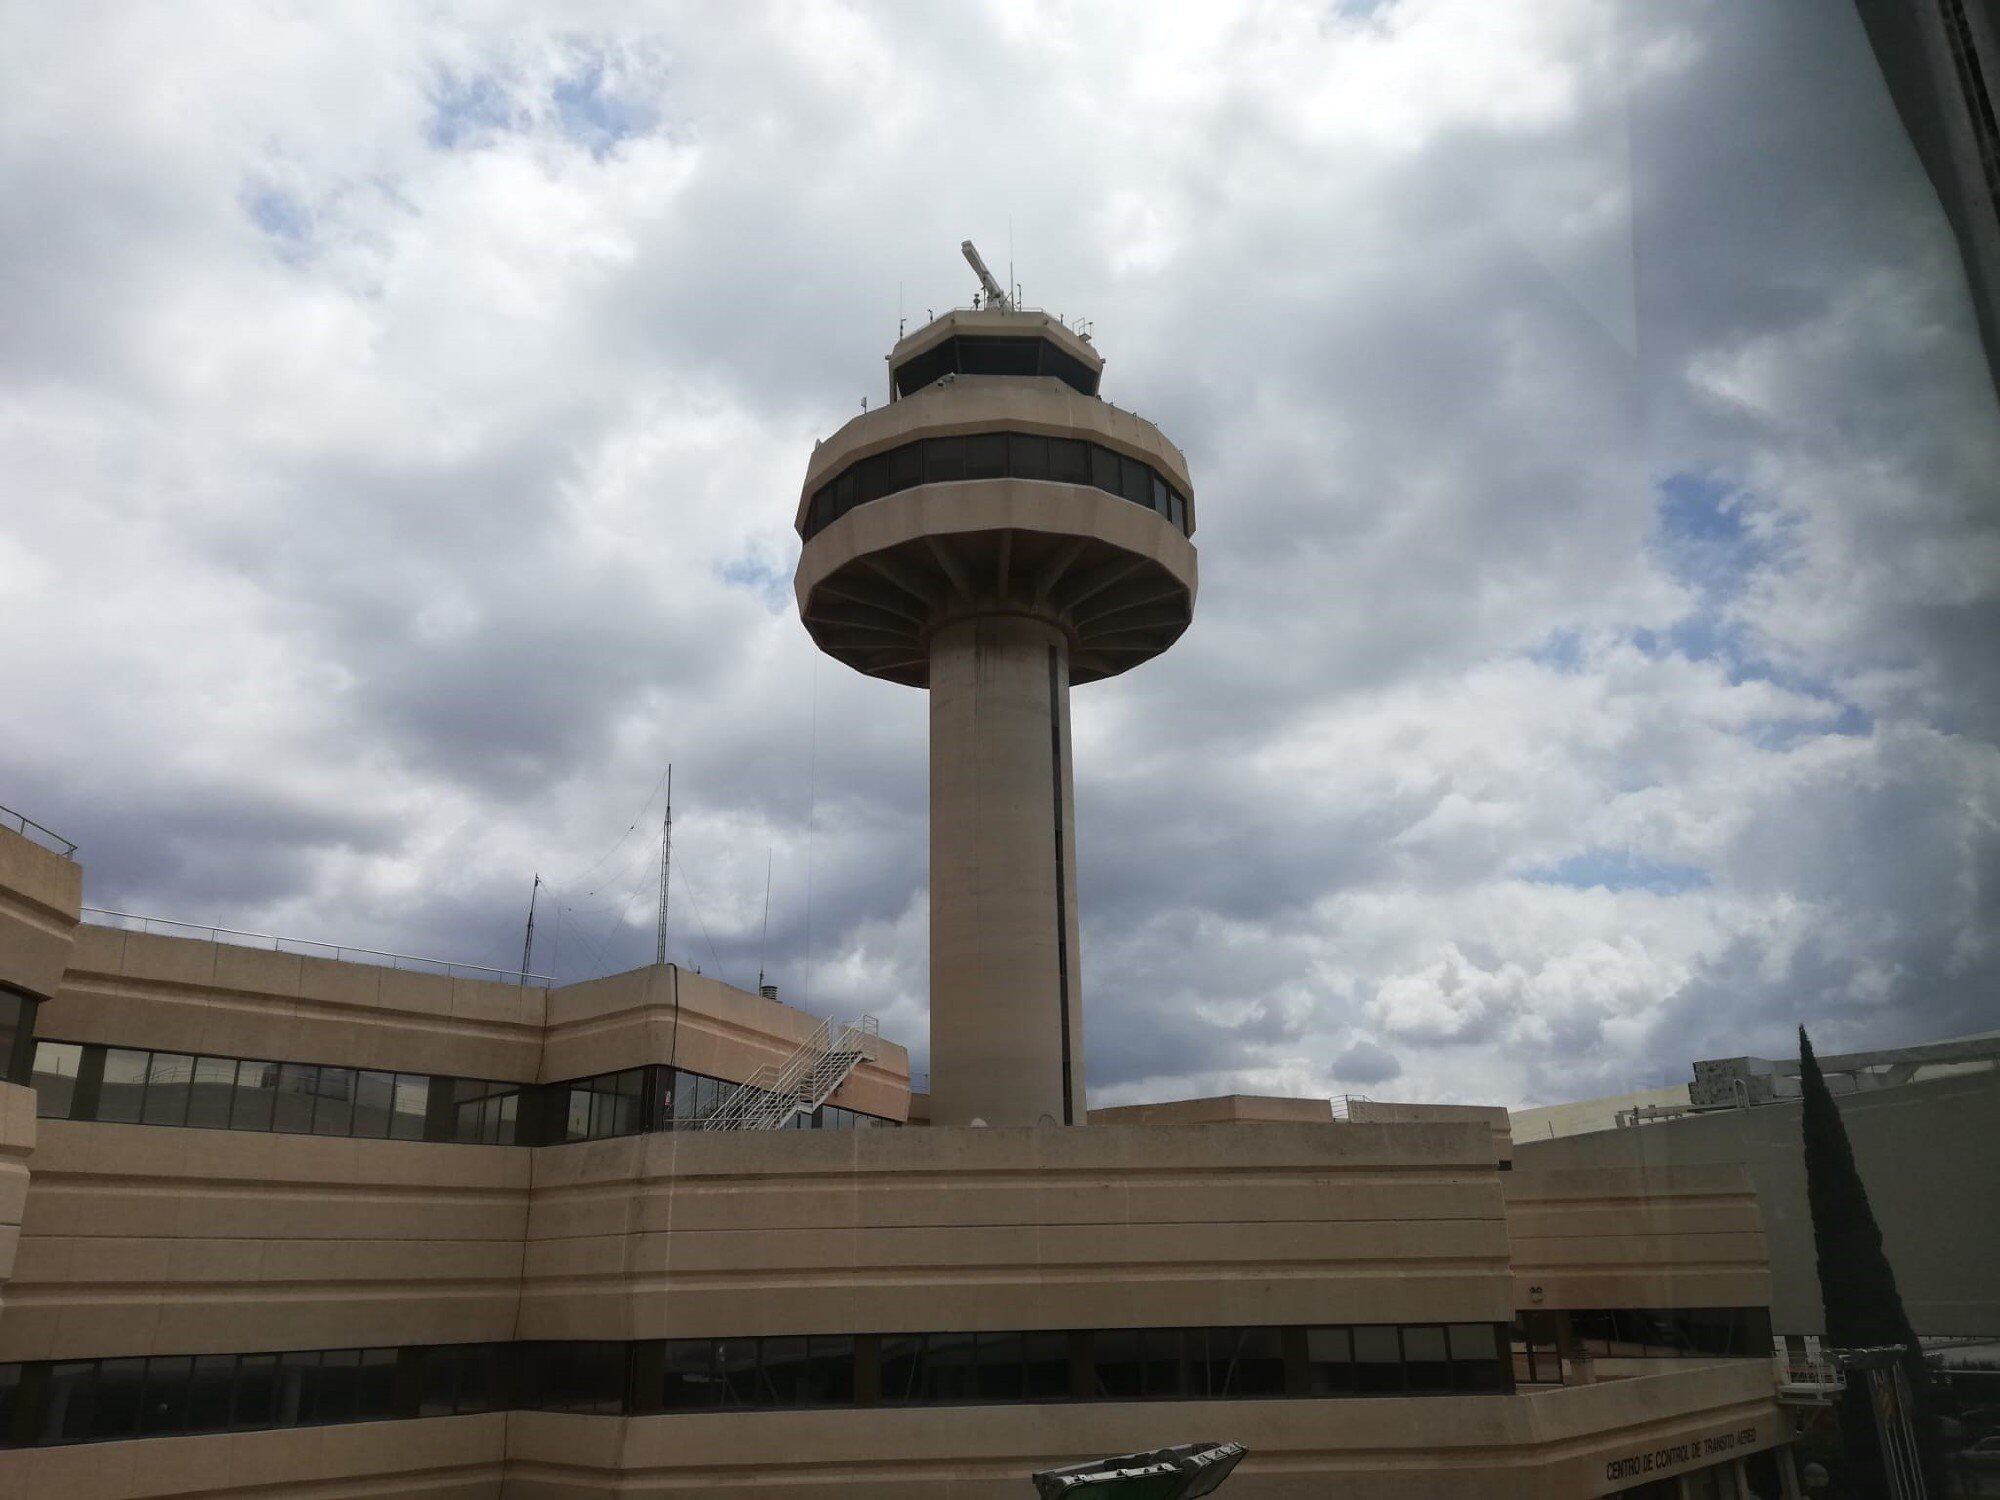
[2,802,76,858]
[81,907,553,987]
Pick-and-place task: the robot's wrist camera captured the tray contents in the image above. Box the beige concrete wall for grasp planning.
[928,615,1082,1129]
[0,1413,506,1497]
[1503,1163,1770,1313]
[542,966,908,1122]
[1516,1068,2000,1336]
[41,924,547,1082]
[515,1121,1512,1342]
[499,1358,1784,1499]
[1089,1094,1334,1125]
[0,1081,33,1310]
[0,823,82,1002]
[1347,1100,1514,1167]
[0,1121,531,1360]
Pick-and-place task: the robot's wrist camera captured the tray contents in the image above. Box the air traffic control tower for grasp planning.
[794,244,1197,1128]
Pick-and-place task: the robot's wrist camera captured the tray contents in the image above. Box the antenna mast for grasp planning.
[655,766,672,967]
[756,848,773,991]
[521,873,539,980]
[961,240,1011,312]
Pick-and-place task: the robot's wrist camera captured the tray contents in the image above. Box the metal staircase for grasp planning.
[701,1015,879,1131]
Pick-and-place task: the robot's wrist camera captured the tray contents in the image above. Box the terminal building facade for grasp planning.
[0,275,1807,1496]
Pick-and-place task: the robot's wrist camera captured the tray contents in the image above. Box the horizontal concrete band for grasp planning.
[1504,1162,1772,1312]
[1,824,84,1002]
[7,1113,1770,1375]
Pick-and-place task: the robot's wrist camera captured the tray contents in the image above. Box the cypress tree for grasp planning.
[1798,1026,1944,1496]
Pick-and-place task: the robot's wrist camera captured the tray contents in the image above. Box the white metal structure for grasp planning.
[702,1015,880,1130]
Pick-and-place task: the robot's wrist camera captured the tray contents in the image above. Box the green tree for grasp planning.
[1798,1026,1945,1496]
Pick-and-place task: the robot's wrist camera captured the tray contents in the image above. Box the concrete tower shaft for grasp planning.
[794,302,1197,1128]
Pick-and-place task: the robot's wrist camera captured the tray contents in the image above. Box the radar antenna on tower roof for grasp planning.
[960,240,1011,312]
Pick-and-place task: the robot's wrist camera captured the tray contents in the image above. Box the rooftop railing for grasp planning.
[80,907,553,988]
[2,802,77,858]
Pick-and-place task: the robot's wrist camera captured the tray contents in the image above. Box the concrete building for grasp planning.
[0,265,1806,1496]
[1513,1045,2000,1342]
[1852,0,2000,393]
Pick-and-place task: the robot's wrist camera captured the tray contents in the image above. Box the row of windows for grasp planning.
[802,431,1192,542]
[1510,1308,1774,1384]
[1567,1307,1773,1360]
[890,333,1101,399]
[556,1064,893,1143]
[0,1323,1513,1447]
[29,1041,896,1147]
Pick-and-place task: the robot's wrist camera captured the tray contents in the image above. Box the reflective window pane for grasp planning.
[1354,1325,1404,1394]
[141,1051,194,1126]
[924,436,965,482]
[390,1073,428,1140]
[188,1354,236,1432]
[1009,433,1049,480]
[187,1056,239,1128]
[91,1357,145,1439]
[97,1047,150,1123]
[278,1351,320,1424]
[312,1067,355,1136]
[29,1039,82,1119]
[1306,1326,1354,1394]
[357,1348,399,1419]
[232,1354,279,1427]
[273,1063,318,1133]
[44,1361,96,1444]
[661,1339,722,1410]
[232,1060,279,1131]
[138,1354,192,1434]
[1402,1325,1450,1392]
[1091,1328,1140,1400]
[965,432,1007,479]
[352,1070,396,1138]
[1089,444,1121,493]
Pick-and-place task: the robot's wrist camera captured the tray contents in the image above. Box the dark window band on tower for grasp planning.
[803,432,1191,541]
[890,334,1100,399]
[26,1040,899,1146]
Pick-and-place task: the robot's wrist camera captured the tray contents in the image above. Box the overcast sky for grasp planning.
[3,0,1995,1109]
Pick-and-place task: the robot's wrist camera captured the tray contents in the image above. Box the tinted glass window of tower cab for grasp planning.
[892,334,1101,398]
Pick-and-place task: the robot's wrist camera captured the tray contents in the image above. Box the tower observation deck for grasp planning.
[794,245,1198,1128]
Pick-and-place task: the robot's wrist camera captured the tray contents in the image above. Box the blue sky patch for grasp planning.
[719,553,790,610]
[241,185,313,257]
[1523,849,1711,895]
[427,73,518,149]
[1652,471,1783,604]
[553,59,656,158]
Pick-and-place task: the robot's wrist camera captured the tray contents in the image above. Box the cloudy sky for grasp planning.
[3,0,1994,1110]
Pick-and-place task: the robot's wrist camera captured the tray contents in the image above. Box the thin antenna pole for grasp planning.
[521,874,540,979]
[756,848,773,990]
[655,766,673,967]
